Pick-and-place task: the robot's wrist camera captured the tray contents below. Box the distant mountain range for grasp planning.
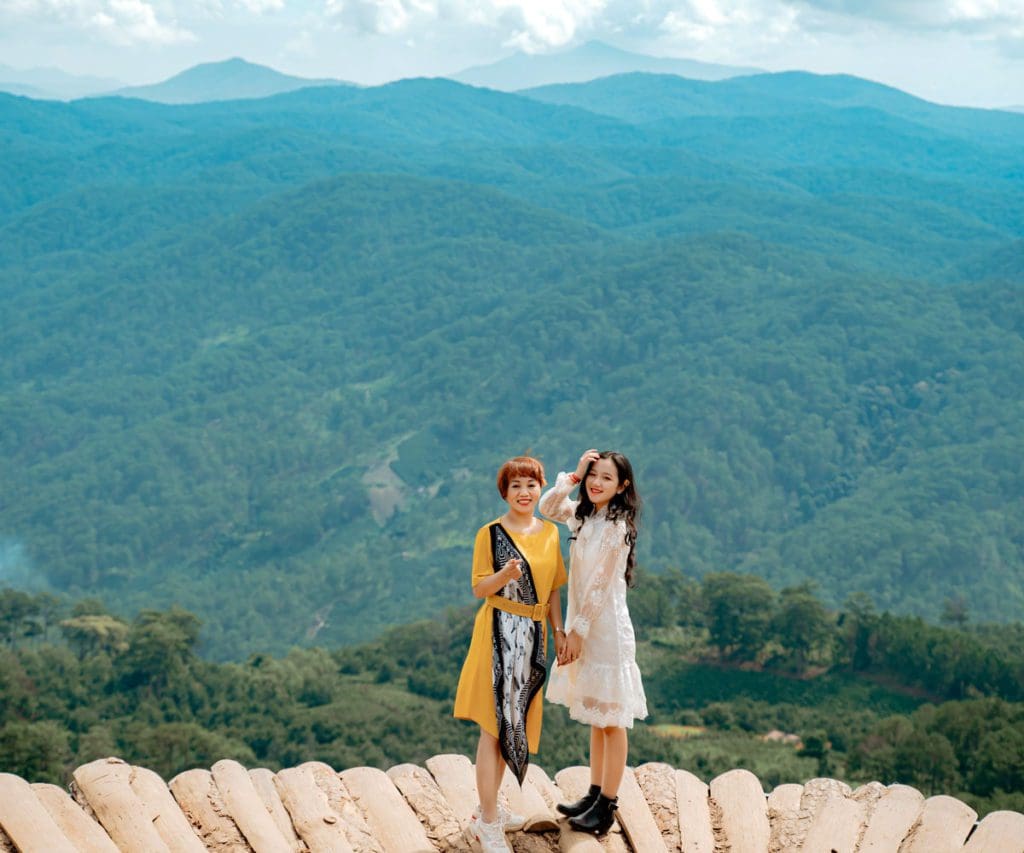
[0,64,123,100]
[451,41,760,91]
[0,43,759,104]
[2,67,1022,659]
[107,58,350,104]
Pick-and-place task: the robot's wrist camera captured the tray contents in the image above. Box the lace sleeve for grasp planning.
[538,472,578,523]
[568,519,628,640]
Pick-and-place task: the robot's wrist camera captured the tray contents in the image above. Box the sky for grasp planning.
[1,0,1022,107]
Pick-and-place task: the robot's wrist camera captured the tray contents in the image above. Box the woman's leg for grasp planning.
[475,730,502,822]
[598,726,628,798]
[588,725,604,786]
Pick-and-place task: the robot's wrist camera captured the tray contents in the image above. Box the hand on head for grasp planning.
[574,449,600,480]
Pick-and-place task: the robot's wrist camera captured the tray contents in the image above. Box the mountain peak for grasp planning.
[107,58,349,104]
[450,41,761,92]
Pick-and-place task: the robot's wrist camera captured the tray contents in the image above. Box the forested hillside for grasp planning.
[4,583,1024,817]
[1,73,1021,658]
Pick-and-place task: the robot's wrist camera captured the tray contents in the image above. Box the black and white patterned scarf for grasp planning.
[489,524,547,785]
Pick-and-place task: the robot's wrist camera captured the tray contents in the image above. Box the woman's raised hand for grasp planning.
[575,449,600,480]
[504,558,523,580]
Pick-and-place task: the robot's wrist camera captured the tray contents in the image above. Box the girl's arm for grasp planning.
[538,472,579,522]
[539,449,599,522]
[567,520,629,640]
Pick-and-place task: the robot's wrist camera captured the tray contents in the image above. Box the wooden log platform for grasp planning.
[0,756,1020,852]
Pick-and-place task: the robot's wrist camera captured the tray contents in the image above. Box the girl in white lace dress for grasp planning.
[539,449,648,836]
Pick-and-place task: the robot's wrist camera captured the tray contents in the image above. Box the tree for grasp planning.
[701,573,776,663]
[773,583,834,672]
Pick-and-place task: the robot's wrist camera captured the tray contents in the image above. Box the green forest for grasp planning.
[4,582,1024,817]
[0,71,1022,663]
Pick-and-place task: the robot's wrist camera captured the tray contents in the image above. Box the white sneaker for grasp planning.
[472,803,526,832]
[470,814,512,853]
[498,804,526,831]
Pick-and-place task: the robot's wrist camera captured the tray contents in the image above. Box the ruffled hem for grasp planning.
[546,659,647,728]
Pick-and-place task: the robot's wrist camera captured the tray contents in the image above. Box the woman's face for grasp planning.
[504,476,542,515]
[585,457,625,509]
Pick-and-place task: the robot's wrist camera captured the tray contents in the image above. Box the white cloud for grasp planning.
[2,0,196,44]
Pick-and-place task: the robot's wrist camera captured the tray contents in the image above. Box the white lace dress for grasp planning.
[540,472,648,729]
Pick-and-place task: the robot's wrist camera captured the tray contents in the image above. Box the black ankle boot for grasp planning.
[556,783,601,817]
[569,793,618,835]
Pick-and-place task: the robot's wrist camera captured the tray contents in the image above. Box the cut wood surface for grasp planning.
[857,783,924,852]
[211,760,293,853]
[961,809,1024,853]
[168,767,248,852]
[274,764,354,853]
[0,773,79,853]
[248,768,305,852]
[4,756,1023,852]
[676,769,715,853]
[634,763,681,852]
[901,795,978,853]
[31,783,120,853]
[341,766,434,853]
[387,763,467,853]
[710,769,770,853]
[73,757,172,853]
[616,767,669,853]
[127,766,206,853]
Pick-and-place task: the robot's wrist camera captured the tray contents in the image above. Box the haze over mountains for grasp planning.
[1,63,1021,658]
[0,42,763,103]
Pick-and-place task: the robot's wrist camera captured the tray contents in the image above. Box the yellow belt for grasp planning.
[487,596,548,622]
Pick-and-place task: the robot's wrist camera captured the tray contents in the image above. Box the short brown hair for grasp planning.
[496,456,546,497]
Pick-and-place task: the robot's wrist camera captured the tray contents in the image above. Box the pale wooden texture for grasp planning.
[304,762,380,853]
[616,767,669,852]
[424,753,478,829]
[32,783,121,853]
[131,765,208,853]
[962,809,1024,853]
[498,766,558,832]
[676,769,715,853]
[900,795,977,853]
[248,768,305,852]
[387,763,467,853]
[634,763,681,851]
[799,789,866,853]
[168,768,248,852]
[858,784,924,852]
[709,769,770,853]
[210,760,294,853]
[524,764,564,814]
[274,765,354,853]
[73,757,173,853]
[766,783,804,853]
[341,766,434,853]
[0,773,78,853]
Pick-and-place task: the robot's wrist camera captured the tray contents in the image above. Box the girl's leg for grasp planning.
[598,726,628,798]
[475,730,502,823]
[588,725,605,786]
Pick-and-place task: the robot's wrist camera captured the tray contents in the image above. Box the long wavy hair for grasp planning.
[573,451,642,587]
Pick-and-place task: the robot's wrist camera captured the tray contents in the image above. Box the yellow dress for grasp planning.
[453,518,567,756]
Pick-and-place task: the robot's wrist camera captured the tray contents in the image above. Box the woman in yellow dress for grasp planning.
[454,456,567,852]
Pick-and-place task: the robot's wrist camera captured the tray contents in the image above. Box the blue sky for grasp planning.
[1,0,1022,107]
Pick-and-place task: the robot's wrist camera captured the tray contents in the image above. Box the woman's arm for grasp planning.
[472,557,523,599]
[566,521,628,640]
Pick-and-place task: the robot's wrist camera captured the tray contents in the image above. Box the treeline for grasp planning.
[630,570,1024,702]
[3,583,1024,816]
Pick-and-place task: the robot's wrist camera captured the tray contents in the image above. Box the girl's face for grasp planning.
[586,457,626,510]
[505,476,542,516]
